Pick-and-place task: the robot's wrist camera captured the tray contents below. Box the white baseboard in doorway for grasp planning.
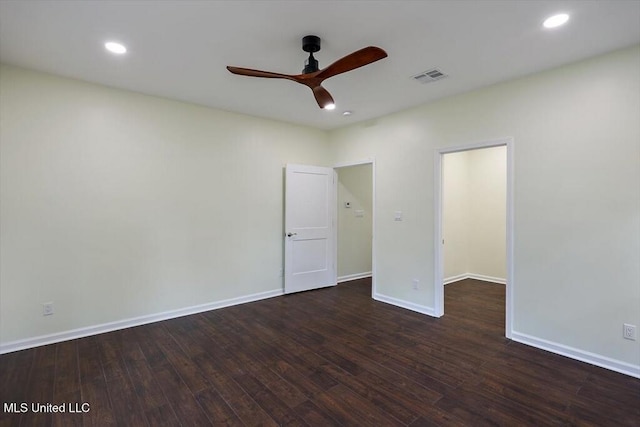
[443,273,468,285]
[444,273,506,285]
[0,288,284,355]
[337,272,372,283]
[373,292,437,317]
[511,331,640,379]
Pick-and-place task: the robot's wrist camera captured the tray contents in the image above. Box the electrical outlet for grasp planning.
[412,279,419,290]
[43,302,54,316]
[623,323,636,340]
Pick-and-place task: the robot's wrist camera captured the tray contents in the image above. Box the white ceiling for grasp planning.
[1,1,639,130]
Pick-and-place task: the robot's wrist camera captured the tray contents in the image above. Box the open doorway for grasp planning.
[434,139,514,338]
[334,160,375,295]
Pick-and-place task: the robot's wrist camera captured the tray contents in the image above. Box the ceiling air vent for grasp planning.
[413,68,447,84]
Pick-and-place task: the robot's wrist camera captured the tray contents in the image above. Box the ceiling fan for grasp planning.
[227,35,387,110]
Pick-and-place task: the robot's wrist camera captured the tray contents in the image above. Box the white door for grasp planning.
[284,164,337,294]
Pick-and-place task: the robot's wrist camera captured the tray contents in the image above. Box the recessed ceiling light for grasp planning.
[342,111,352,116]
[543,13,569,29]
[324,103,336,111]
[105,42,127,54]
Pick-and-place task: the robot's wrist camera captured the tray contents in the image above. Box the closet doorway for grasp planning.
[434,139,514,338]
[335,161,375,295]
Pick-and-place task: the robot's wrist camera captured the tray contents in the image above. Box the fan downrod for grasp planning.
[302,35,321,74]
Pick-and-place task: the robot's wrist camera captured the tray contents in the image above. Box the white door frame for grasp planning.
[334,158,376,297]
[434,138,514,338]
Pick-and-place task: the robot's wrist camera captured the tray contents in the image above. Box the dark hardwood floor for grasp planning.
[1,278,639,426]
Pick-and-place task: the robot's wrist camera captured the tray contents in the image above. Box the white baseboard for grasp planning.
[373,293,437,317]
[444,273,468,285]
[0,288,284,355]
[511,331,640,379]
[444,272,506,285]
[338,271,372,283]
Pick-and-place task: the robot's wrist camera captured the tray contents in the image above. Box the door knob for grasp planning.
[287,232,297,237]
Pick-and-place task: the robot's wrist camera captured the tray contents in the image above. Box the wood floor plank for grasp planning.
[97,332,128,383]
[144,403,182,427]
[104,368,150,426]
[190,330,306,426]
[53,340,80,398]
[80,378,117,426]
[95,331,122,363]
[230,325,340,391]
[228,369,306,426]
[124,356,169,411]
[293,324,459,424]
[194,388,243,426]
[196,312,240,349]
[51,389,84,427]
[269,359,327,400]
[133,324,171,369]
[287,314,446,405]
[577,372,640,413]
[566,392,640,427]
[467,365,571,416]
[436,385,539,426]
[484,345,586,394]
[165,316,212,357]
[230,348,309,409]
[314,384,404,426]
[290,400,340,426]
[147,324,211,394]
[18,345,56,427]
[312,356,419,425]
[77,337,104,384]
[191,352,279,427]
[154,365,212,426]
[223,320,339,402]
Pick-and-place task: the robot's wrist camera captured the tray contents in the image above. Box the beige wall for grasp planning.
[443,147,506,281]
[337,164,373,278]
[0,65,329,344]
[329,45,640,368]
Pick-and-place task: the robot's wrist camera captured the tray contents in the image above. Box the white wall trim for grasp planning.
[338,272,373,283]
[434,137,514,336]
[373,293,436,317]
[443,273,469,285]
[0,288,284,355]
[444,273,506,285]
[511,331,640,379]
[333,158,375,169]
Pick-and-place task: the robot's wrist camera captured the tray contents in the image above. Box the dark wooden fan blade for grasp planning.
[315,46,387,80]
[227,66,297,81]
[312,85,335,109]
